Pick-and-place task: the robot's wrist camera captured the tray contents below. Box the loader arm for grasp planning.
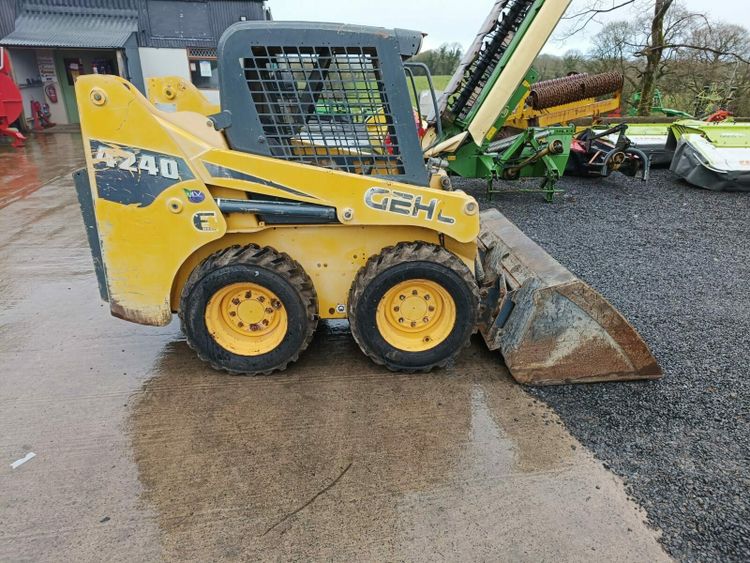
[147,76,220,115]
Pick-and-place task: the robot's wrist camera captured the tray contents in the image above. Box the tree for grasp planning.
[411,43,463,76]
[533,54,568,80]
[562,49,586,73]
[660,22,750,115]
[636,0,674,114]
[562,0,750,116]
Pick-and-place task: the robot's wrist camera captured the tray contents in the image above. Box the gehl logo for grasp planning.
[364,187,455,224]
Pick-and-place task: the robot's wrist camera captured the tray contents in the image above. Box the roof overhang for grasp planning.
[0,11,137,49]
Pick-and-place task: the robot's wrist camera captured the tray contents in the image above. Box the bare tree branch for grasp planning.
[640,44,750,65]
[563,0,637,20]
[561,0,639,37]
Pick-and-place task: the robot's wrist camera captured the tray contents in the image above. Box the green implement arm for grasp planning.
[423,0,574,201]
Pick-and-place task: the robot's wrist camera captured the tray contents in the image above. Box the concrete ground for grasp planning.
[0,132,670,561]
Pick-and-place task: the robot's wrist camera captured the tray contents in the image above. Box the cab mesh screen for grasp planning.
[242,46,404,176]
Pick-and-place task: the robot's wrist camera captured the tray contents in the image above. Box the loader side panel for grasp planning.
[75,75,226,325]
[169,226,478,320]
[73,168,108,302]
[74,74,481,326]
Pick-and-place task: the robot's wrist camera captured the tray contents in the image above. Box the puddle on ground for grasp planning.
[128,331,583,559]
[0,131,84,209]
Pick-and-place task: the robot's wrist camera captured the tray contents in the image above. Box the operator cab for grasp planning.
[213,21,439,186]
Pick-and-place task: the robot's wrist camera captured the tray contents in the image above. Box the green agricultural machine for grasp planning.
[627,89,692,119]
[591,86,750,191]
[416,0,574,201]
[419,0,647,201]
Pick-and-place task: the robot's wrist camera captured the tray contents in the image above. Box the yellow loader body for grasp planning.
[77,75,478,325]
[147,75,220,115]
[73,17,661,384]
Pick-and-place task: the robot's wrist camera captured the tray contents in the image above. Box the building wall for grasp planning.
[138,0,268,48]
[138,46,189,81]
[0,0,268,50]
[136,0,268,107]
[0,1,270,121]
[0,0,16,38]
[139,46,219,105]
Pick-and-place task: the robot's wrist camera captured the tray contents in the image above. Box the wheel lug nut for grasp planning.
[245,291,252,298]
[398,317,404,323]
[423,336,431,343]
[237,321,244,328]
[272,299,282,309]
[232,298,240,305]
[410,321,416,328]
[261,319,269,326]
[399,295,405,301]
[423,317,429,323]
[229,311,237,317]
[411,289,418,296]
[258,296,265,303]
[393,306,399,312]
[424,295,430,301]
[428,305,435,312]
[265,307,274,314]
[249,324,259,332]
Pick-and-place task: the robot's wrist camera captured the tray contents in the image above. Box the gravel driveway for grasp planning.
[458,170,750,562]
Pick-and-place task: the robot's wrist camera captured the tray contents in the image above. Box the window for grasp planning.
[188,47,218,89]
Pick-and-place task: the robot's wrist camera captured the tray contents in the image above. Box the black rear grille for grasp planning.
[241,45,405,176]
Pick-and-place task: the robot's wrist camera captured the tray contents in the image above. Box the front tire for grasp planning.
[348,242,479,372]
[180,245,317,375]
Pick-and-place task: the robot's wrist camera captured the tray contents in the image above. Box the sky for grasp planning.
[270,0,750,55]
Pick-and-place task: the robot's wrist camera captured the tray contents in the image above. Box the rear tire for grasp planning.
[180,245,317,375]
[348,242,479,372]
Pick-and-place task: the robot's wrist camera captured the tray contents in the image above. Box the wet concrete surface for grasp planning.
[0,131,85,210]
[1,132,669,561]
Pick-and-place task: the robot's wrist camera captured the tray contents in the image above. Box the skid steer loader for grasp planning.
[72,1,661,384]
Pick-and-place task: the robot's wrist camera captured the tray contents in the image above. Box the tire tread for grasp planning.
[348,242,479,373]
[179,244,318,375]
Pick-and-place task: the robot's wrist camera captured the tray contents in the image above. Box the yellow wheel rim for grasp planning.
[375,279,456,352]
[205,282,287,356]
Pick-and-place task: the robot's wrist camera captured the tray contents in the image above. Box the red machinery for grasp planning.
[0,48,25,147]
[30,99,54,131]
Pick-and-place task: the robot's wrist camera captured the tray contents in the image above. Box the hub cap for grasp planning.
[205,282,287,356]
[376,279,456,352]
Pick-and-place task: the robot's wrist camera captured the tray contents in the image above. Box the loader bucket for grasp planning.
[477,209,661,385]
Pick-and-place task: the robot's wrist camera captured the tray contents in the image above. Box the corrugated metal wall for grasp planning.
[139,0,268,48]
[0,0,17,38]
[0,0,268,47]
[21,0,138,14]
[208,1,268,44]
